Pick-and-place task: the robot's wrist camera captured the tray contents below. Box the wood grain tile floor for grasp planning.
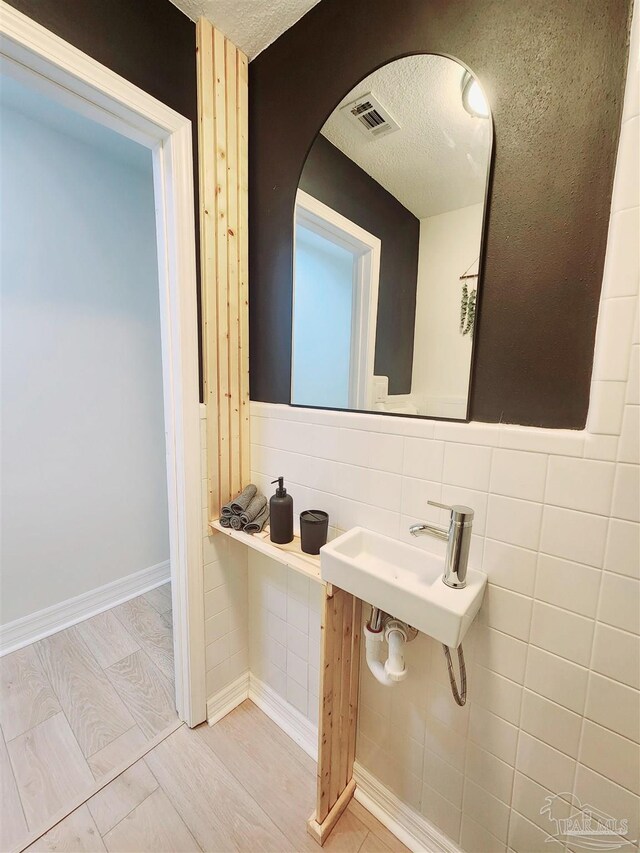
[2,585,409,853]
[21,701,410,853]
[0,585,177,850]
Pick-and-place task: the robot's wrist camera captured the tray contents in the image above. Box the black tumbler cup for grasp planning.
[300,510,329,555]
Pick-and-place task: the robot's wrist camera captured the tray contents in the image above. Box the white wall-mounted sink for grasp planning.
[320,527,486,647]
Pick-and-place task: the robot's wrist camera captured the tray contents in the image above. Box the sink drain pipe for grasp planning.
[364,608,414,685]
[364,607,467,705]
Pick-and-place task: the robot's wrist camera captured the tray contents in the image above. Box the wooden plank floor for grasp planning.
[21,701,410,853]
[0,584,177,850]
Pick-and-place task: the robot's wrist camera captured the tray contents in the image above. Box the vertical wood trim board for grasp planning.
[196,18,250,517]
[308,586,360,846]
[237,52,251,489]
[198,19,357,848]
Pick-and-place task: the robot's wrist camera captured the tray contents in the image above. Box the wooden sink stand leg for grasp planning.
[307,585,362,845]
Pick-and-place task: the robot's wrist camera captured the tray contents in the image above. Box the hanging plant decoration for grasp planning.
[460,283,469,333]
[463,288,476,336]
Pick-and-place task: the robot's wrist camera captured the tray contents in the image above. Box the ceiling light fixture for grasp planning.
[461,72,489,119]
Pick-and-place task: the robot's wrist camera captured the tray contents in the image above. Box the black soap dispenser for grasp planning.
[270,477,293,544]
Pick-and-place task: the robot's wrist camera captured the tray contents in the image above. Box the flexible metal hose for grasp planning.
[442,643,467,706]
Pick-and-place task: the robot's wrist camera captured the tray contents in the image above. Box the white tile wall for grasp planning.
[200,408,250,699]
[202,8,640,851]
[248,550,321,724]
[588,11,640,441]
[245,350,640,848]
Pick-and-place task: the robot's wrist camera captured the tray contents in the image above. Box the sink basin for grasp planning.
[320,527,486,647]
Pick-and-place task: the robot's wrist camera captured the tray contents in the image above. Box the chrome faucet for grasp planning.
[409,500,474,589]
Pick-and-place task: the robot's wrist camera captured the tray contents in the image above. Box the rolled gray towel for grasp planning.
[220,484,257,517]
[245,504,269,534]
[218,514,232,528]
[230,484,257,514]
[230,514,244,530]
[240,494,267,525]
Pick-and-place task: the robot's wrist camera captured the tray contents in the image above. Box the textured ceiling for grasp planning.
[168,0,321,59]
[320,55,492,219]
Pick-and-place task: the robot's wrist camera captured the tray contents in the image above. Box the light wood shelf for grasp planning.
[210,520,323,583]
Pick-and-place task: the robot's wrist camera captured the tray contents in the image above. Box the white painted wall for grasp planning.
[411,203,484,419]
[0,95,169,625]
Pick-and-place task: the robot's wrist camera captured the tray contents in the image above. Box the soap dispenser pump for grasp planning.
[270,477,293,544]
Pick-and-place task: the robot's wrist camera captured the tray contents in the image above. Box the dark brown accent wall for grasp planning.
[299,135,420,395]
[5,0,203,397]
[249,0,631,428]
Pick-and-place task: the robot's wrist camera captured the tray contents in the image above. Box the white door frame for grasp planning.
[0,2,206,726]
[294,190,381,409]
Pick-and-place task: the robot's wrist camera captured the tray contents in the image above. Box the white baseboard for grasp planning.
[248,674,318,760]
[205,674,457,853]
[0,560,171,656]
[206,671,318,760]
[206,671,250,725]
[353,762,462,853]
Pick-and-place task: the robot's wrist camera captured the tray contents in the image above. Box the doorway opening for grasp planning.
[292,190,380,410]
[0,10,204,838]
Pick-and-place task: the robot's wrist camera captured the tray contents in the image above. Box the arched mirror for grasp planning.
[291,55,492,419]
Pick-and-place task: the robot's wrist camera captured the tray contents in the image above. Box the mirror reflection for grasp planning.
[292,54,492,419]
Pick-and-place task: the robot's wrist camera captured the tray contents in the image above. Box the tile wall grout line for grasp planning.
[457,444,494,845]
[502,451,552,848]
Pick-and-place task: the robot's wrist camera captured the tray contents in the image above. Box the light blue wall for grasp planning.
[0,83,169,623]
[292,225,354,409]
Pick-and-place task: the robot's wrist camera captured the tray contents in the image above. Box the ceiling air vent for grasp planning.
[340,93,400,139]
